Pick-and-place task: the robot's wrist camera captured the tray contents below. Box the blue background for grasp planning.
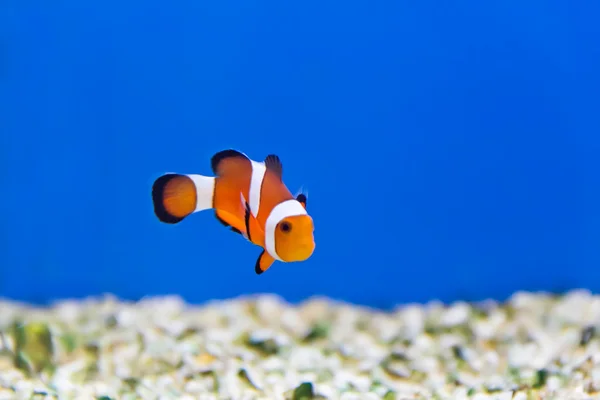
[2,0,599,307]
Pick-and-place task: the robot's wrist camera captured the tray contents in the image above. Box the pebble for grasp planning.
[1,291,600,398]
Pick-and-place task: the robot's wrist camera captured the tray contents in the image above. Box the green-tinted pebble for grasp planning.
[303,322,330,342]
[11,321,54,375]
[292,382,314,400]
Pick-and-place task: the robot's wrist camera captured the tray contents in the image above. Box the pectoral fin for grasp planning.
[255,249,275,275]
[214,209,246,236]
[296,193,307,209]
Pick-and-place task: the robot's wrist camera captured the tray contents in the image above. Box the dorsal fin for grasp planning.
[210,149,248,175]
[296,193,307,209]
[264,154,283,181]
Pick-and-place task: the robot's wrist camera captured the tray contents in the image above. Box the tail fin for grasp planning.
[152,173,215,224]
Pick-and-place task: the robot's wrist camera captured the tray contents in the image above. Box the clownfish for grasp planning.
[151,149,315,274]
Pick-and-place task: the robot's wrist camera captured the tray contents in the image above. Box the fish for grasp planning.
[151,149,315,274]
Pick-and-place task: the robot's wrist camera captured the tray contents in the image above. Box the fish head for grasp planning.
[274,214,315,262]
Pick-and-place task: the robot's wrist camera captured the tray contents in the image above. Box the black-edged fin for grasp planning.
[243,201,252,242]
[152,174,197,224]
[264,154,283,181]
[296,193,307,209]
[214,208,247,236]
[215,212,230,227]
[210,149,248,175]
[215,211,243,235]
[255,249,275,275]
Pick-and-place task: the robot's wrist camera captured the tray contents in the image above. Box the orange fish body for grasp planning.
[151,149,315,274]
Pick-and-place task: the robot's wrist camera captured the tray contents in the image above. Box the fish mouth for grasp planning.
[286,241,315,262]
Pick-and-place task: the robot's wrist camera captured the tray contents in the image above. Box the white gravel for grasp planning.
[1,289,600,399]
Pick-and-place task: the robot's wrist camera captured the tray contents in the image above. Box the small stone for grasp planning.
[532,368,548,389]
[292,382,314,400]
[382,390,396,400]
[580,326,596,346]
[238,366,263,390]
[302,321,330,343]
[395,304,425,339]
[440,302,471,327]
[11,321,55,375]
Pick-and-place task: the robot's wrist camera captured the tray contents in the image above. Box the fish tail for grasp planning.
[152,173,215,224]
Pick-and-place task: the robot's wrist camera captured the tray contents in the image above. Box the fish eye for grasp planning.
[280,222,291,233]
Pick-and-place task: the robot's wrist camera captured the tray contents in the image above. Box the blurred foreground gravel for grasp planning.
[2,290,600,399]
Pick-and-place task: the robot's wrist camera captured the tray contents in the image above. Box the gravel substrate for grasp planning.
[2,290,600,399]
